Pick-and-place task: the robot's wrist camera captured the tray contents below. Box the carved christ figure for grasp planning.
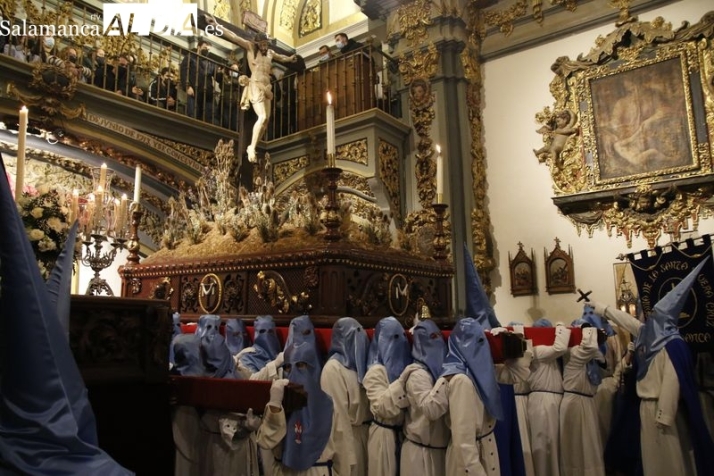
[205,15,296,163]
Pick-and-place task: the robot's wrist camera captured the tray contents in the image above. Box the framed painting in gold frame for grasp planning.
[509,242,537,296]
[544,238,575,295]
[534,13,714,249]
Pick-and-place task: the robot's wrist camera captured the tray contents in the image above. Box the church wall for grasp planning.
[482,0,714,324]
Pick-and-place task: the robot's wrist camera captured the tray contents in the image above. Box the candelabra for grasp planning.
[432,202,449,261]
[321,164,342,242]
[76,165,130,296]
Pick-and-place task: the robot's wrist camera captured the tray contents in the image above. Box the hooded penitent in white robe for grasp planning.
[559,327,605,476]
[595,304,697,476]
[400,368,449,476]
[321,358,371,476]
[513,378,535,476]
[363,364,409,476]
[496,332,535,476]
[445,373,499,475]
[527,324,571,476]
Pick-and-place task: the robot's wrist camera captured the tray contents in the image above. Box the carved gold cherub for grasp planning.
[533,109,578,163]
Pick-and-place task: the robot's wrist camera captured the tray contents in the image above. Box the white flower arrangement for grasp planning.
[17,187,71,279]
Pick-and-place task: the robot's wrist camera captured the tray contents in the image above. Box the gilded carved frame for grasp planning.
[535,12,714,248]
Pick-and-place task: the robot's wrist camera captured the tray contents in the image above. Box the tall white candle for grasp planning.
[117,194,128,235]
[435,144,443,201]
[95,185,104,232]
[99,163,107,191]
[326,91,335,165]
[15,106,28,201]
[133,166,142,204]
[70,189,79,223]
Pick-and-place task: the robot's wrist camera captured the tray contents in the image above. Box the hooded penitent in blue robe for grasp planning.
[281,341,334,471]
[0,155,132,475]
[240,315,281,373]
[225,318,250,356]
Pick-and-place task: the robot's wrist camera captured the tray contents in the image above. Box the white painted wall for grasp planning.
[483,0,714,324]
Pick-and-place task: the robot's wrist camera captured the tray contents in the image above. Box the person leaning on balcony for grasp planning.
[217,61,243,131]
[47,46,92,82]
[148,67,178,111]
[94,53,144,99]
[180,37,221,124]
[317,44,333,62]
[334,32,363,55]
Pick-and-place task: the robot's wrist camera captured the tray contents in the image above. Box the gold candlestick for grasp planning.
[321,166,342,242]
[125,203,143,266]
[432,203,449,261]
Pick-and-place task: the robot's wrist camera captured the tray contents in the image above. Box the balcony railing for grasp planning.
[0,2,401,141]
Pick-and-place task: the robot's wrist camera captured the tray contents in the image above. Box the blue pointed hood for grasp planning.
[45,220,78,340]
[240,315,280,372]
[532,318,553,328]
[286,315,316,350]
[200,334,237,379]
[196,314,221,340]
[329,317,370,383]
[463,242,501,329]
[172,333,204,377]
[441,317,503,420]
[411,319,446,381]
[225,318,249,356]
[0,155,132,474]
[282,341,333,471]
[635,257,709,380]
[368,316,412,382]
[583,304,615,337]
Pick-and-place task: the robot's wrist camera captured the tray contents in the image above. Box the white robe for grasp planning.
[445,373,499,476]
[234,346,282,476]
[600,305,697,476]
[496,342,535,476]
[172,405,202,476]
[527,325,570,476]
[400,368,449,476]
[363,364,409,476]
[199,410,260,476]
[559,328,605,476]
[593,334,622,448]
[513,379,535,476]
[256,404,337,476]
[320,359,372,476]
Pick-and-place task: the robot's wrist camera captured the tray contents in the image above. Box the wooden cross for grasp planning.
[576,288,592,302]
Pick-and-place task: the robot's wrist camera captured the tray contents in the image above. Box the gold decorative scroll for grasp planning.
[336,139,368,166]
[398,43,438,210]
[379,139,402,224]
[299,0,321,37]
[274,155,309,187]
[279,0,298,30]
[397,0,432,48]
[462,5,496,290]
[483,0,528,37]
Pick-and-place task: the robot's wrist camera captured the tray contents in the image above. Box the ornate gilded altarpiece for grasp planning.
[535,12,714,249]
